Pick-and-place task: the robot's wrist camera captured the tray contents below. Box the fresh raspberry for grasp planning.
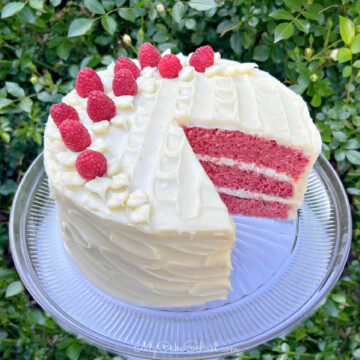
[158,54,182,79]
[189,45,214,72]
[114,57,140,79]
[75,150,107,180]
[138,43,161,69]
[59,120,91,152]
[75,67,104,98]
[112,69,138,96]
[50,103,79,127]
[87,90,116,122]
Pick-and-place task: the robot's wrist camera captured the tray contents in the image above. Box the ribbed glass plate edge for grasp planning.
[9,153,352,359]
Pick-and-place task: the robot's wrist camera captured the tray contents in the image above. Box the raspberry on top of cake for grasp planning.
[43,43,321,307]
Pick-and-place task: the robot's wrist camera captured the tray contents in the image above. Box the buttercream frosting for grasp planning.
[44,51,321,307]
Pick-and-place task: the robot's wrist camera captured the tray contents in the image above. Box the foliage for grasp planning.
[0,0,359,359]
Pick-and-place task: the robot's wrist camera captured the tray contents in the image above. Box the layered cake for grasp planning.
[44,44,321,307]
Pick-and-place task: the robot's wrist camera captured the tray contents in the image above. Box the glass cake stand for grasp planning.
[10,152,352,359]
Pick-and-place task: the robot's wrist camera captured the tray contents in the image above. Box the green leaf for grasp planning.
[342,65,352,78]
[80,55,101,68]
[322,143,330,159]
[242,32,252,49]
[37,91,53,102]
[354,60,360,68]
[217,20,235,34]
[188,0,217,11]
[336,48,352,63]
[5,281,24,297]
[335,148,346,162]
[118,8,136,22]
[1,132,10,143]
[84,0,105,14]
[30,310,47,325]
[346,150,360,164]
[303,3,322,22]
[68,18,93,38]
[19,98,33,113]
[333,131,347,142]
[281,343,290,353]
[57,42,71,61]
[149,7,157,22]
[283,0,302,12]
[332,292,347,304]
[0,98,13,109]
[230,31,242,57]
[33,132,42,145]
[185,18,196,30]
[0,88,8,98]
[339,16,355,45]
[346,138,360,149]
[1,2,25,18]
[353,349,360,359]
[158,42,177,52]
[0,179,17,195]
[323,299,339,318]
[101,55,115,65]
[191,33,204,46]
[20,5,36,23]
[253,45,271,61]
[311,93,321,107]
[0,269,16,279]
[351,34,360,54]
[295,330,307,341]
[50,0,61,6]
[294,19,310,34]
[272,47,285,64]
[274,22,294,43]
[153,30,169,43]
[58,338,73,350]
[66,344,81,360]
[48,36,63,48]
[29,0,44,10]
[101,15,117,35]
[6,82,25,98]
[270,9,294,21]
[172,2,184,23]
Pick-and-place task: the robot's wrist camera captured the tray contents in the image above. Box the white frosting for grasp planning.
[107,190,129,209]
[110,173,130,190]
[91,120,110,134]
[126,189,148,207]
[85,177,112,200]
[107,158,121,177]
[130,203,151,224]
[44,53,321,307]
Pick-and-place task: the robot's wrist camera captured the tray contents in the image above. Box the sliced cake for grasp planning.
[43,44,321,307]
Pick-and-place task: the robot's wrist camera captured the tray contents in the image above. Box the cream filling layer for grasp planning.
[216,187,301,206]
[196,154,292,182]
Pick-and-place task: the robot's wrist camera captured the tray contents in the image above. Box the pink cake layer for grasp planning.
[182,126,310,177]
[200,160,294,199]
[220,193,291,219]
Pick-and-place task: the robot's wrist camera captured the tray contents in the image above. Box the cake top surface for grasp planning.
[44,46,321,233]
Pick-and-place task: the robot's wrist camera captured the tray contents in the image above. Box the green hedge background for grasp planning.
[0,0,360,359]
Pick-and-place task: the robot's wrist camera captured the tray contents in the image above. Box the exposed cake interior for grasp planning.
[182,126,311,219]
